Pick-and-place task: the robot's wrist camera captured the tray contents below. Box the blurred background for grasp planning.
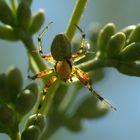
[0,0,140,139]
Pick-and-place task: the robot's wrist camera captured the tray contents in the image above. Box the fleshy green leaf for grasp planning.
[21,125,40,140]
[127,24,140,44]
[17,1,31,30]
[0,0,15,25]
[119,42,140,61]
[121,25,136,39]
[0,25,18,41]
[15,89,37,114]
[29,9,45,34]
[7,66,23,100]
[106,32,126,58]
[97,23,116,57]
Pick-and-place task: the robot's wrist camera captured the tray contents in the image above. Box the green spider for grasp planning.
[28,22,116,115]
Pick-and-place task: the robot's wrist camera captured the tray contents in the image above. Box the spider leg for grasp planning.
[73,24,90,62]
[36,76,57,114]
[72,53,86,63]
[37,22,53,58]
[33,76,57,124]
[41,53,55,65]
[32,22,55,65]
[28,69,54,80]
[73,67,116,111]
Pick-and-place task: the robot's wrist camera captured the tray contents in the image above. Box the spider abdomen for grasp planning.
[55,59,72,82]
[51,33,71,61]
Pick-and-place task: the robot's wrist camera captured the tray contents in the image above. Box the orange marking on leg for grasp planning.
[36,69,53,78]
[45,76,57,88]
[42,53,53,60]
[41,53,55,65]
[73,67,116,111]
[37,76,57,113]
[74,67,92,88]
[72,52,81,57]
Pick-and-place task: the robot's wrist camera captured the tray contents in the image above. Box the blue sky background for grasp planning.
[0,0,140,140]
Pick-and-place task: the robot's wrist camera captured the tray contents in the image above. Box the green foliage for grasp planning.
[25,114,46,133]
[97,23,116,57]
[121,25,136,39]
[77,23,140,77]
[0,0,45,42]
[0,67,38,139]
[0,73,11,102]
[0,25,18,41]
[75,96,108,119]
[38,83,108,140]
[17,1,31,30]
[106,32,126,58]
[15,89,37,115]
[0,0,15,25]
[119,42,140,61]
[29,10,45,35]
[21,125,40,140]
[21,114,46,140]
[127,23,140,44]
[64,115,82,132]
[7,67,23,99]
[17,0,33,7]
[0,102,18,134]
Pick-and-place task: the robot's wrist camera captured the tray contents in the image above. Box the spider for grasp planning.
[28,22,116,115]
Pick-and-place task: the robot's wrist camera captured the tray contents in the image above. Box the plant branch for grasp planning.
[66,0,87,41]
[77,57,115,71]
[10,131,21,140]
[77,56,140,76]
[39,82,60,115]
[10,0,16,15]
[21,35,46,73]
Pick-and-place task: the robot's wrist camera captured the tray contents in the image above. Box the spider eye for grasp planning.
[51,33,72,61]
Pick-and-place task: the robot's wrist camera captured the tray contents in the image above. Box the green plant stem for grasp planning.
[40,122,60,140]
[77,56,122,71]
[77,57,112,71]
[76,56,140,76]
[10,0,16,15]
[57,83,81,113]
[66,0,87,41]
[10,132,21,140]
[39,82,60,115]
[21,35,46,74]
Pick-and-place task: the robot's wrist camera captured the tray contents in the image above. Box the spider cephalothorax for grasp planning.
[28,22,116,116]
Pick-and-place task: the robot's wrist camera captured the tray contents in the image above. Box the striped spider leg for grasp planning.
[72,24,88,62]
[28,22,57,119]
[72,66,116,111]
[28,68,57,117]
[71,25,116,110]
